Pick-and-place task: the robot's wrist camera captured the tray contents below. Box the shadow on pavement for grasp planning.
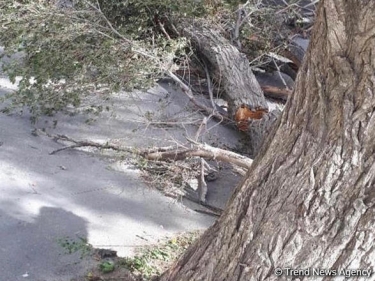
[0,206,95,281]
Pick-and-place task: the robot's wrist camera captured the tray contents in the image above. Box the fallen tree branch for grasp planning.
[48,133,136,155]
[177,18,269,117]
[188,137,254,167]
[261,85,292,101]
[194,209,221,217]
[42,130,251,205]
[166,71,229,122]
[41,130,253,170]
[183,194,224,214]
[146,138,253,169]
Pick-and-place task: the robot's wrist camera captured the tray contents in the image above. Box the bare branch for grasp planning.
[195,117,208,141]
[40,130,253,170]
[233,4,243,49]
[158,20,172,40]
[146,139,253,170]
[166,70,229,122]
[85,0,132,45]
[202,60,217,110]
[261,85,291,101]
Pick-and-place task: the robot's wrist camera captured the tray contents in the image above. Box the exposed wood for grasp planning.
[174,20,285,154]
[43,129,253,170]
[177,19,269,118]
[145,141,253,170]
[234,105,269,131]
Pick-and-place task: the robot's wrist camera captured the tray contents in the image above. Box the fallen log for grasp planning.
[171,19,284,156]
[177,19,269,118]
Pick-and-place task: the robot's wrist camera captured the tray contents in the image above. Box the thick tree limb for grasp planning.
[173,19,287,156]
[177,19,269,118]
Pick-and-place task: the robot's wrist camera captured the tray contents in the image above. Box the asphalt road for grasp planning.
[0,85,217,280]
[0,46,244,280]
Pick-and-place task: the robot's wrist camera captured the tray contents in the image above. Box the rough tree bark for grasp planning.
[158,0,375,280]
[176,19,282,155]
[179,19,269,115]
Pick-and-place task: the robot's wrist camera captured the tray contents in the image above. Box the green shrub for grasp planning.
[0,0,204,116]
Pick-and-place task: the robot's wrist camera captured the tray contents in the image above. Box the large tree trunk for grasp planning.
[158,0,375,280]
